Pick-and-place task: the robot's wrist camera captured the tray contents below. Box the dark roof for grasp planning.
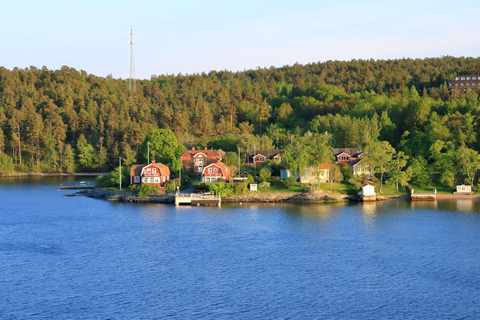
[332,148,361,156]
[246,149,283,161]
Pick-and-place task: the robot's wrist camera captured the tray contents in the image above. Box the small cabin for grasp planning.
[249,183,258,192]
[455,184,473,194]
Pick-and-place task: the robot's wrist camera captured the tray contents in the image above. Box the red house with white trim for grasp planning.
[180,147,221,173]
[130,160,171,188]
[201,160,231,183]
[246,149,283,166]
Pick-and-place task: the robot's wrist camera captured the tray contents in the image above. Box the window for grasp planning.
[134,176,140,183]
[456,83,458,86]
[461,83,464,86]
[333,149,338,154]
[208,168,212,173]
[473,77,477,80]
[214,168,218,173]
[473,83,476,86]
[256,157,265,162]
[461,77,465,80]
[467,83,470,86]
[152,168,157,174]
[467,77,471,80]
[345,149,350,154]
[455,77,460,80]
[147,168,151,174]
[449,83,452,86]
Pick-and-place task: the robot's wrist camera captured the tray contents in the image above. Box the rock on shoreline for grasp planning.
[81,189,175,204]
[224,192,349,203]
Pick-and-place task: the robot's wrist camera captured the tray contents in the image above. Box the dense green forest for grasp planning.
[1,56,480,187]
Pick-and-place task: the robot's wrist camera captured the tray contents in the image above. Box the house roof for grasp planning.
[180,147,220,161]
[130,164,144,177]
[332,148,361,156]
[203,160,231,175]
[149,162,171,176]
[130,162,171,177]
[246,149,283,161]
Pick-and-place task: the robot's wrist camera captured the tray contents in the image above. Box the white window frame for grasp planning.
[147,168,151,174]
[152,168,157,174]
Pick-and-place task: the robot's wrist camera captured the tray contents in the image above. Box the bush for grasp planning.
[259,167,272,180]
[283,177,296,189]
[0,154,15,174]
[259,181,270,190]
[234,182,248,195]
[136,184,160,197]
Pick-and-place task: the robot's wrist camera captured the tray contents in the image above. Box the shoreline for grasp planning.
[79,189,480,204]
[0,172,107,178]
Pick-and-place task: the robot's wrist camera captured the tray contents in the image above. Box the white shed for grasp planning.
[361,184,376,196]
[249,183,258,192]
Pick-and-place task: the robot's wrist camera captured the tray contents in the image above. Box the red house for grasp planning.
[333,148,362,163]
[201,160,231,183]
[246,149,283,166]
[130,160,171,188]
[180,147,221,173]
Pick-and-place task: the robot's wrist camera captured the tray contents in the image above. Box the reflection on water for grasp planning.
[456,199,474,212]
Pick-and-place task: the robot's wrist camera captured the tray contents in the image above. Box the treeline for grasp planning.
[1,56,480,182]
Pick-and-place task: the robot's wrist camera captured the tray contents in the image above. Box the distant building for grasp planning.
[448,75,480,92]
[455,184,473,194]
[246,149,283,166]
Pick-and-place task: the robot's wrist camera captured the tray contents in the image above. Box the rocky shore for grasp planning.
[80,189,175,204]
[223,192,350,203]
[78,189,480,205]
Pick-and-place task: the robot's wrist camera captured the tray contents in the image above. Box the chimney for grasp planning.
[192,147,195,151]
[152,158,155,163]
[205,147,207,150]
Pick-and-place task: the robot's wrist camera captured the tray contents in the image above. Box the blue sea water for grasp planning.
[1,177,480,319]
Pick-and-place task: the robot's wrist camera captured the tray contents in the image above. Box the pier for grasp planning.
[410,189,436,201]
[175,193,221,207]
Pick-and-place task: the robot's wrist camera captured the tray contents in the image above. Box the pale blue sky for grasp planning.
[2,0,479,79]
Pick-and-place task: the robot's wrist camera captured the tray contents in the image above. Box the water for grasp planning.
[1,177,480,319]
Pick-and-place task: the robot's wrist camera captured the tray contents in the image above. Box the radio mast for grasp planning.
[129,27,136,92]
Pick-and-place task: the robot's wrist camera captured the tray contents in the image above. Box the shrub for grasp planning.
[283,177,296,189]
[259,167,272,180]
[259,181,270,190]
[137,184,160,197]
[0,154,15,174]
[234,182,248,195]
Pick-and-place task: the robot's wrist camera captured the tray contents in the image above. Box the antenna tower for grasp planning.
[129,27,136,92]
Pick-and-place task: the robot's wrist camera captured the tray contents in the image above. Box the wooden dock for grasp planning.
[175,193,221,207]
[410,189,436,201]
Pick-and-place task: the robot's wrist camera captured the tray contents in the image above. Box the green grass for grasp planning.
[374,182,455,196]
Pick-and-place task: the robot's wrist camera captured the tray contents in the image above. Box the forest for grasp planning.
[1,56,480,188]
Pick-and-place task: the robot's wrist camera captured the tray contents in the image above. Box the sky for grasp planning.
[2,0,480,80]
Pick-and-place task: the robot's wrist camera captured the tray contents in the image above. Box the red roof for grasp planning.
[180,147,220,162]
[130,162,170,177]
